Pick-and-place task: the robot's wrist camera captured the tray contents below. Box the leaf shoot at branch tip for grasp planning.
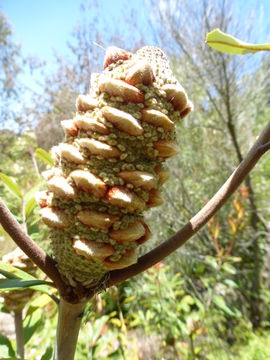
[206,28,270,55]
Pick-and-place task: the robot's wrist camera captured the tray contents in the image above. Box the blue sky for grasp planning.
[1,0,144,61]
[0,0,152,97]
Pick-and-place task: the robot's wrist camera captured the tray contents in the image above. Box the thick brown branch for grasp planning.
[0,200,67,295]
[108,121,270,286]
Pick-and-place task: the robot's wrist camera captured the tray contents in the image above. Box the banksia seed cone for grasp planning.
[37,46,192,288]
[1,248,37,312]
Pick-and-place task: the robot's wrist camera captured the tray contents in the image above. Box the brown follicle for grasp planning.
[103,46,131,69]
[77,210,119,230]
[59,143,86,164]
[162,84,188,112]
[42,169,56,181]
[103,249,137,270]
[40,207,70,229]
[154,165,170,185]
[99,78,144,103]
[70,170,107,198]
[109,220,146,243]
[76,95,99,112]
[74,114,109,135]
[36,191,49,208]
[147,189,164,207]
[125,61,155,86]
[153,140,179,158]
[73,238,114,260]
[78,138,121,158]
[61,119,78,137]
[118,170,157,191]
[106,186,145,211]
[141,109,174,132]
[102,106,143,136]
[180,100,193,119]
[136,222,151,245]
[47,176,76,199]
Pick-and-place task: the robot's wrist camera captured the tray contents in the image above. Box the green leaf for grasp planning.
[24,184,41,218]
[23,308,43,345]
[205,256,218,270]
[35,148,54,167]
[26,293,56,317]
[0,173,22,199]
[0,334,16,358]
[102,348,122,360]
[0,278,52,291]
[0,269,18,280]
[206,29,270,54]
[213,295,235,316]
[25,196,37,219]
[41,346,53,360]
[110,318,122,327]
[222,263,236,275]
[0,261,36,280]
[0,261,55,295]
[224,279,238,288]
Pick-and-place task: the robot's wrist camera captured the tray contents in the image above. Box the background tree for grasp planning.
[148,0,269,327]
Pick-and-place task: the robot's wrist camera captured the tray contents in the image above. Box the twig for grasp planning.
[108,121,270,286]
[0,200,67,297]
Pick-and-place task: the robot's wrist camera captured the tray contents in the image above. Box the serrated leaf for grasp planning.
[0,278,52,291]
[206,29,270,54]
[0,334,16,358]
[35,148,54,167]
[0,173,22,199]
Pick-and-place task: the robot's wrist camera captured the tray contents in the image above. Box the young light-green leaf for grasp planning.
[35,148,54,167]
[206,28,270,54]
[0,172,22,199]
